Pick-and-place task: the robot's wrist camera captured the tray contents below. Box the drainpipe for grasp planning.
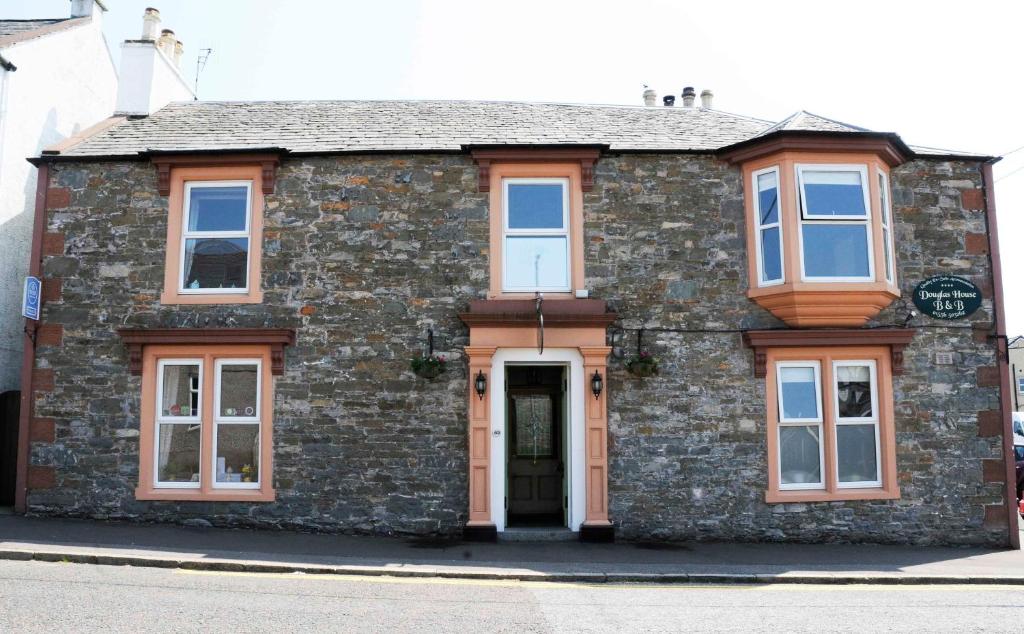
[14,163,48,513]
[981,161,1020,549]
[1013,362,1019,412]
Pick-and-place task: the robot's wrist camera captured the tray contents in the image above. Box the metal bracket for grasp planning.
[535,293,544,355]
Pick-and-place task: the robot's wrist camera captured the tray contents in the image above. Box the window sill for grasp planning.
[160,290,264,305]
[135,486,275,502]
[765,486,899,504]
[747,282,899,327]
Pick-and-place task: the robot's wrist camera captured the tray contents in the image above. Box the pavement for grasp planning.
[0,514,1022,585]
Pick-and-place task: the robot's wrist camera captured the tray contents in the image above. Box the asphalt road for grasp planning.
[0,560,1022,633]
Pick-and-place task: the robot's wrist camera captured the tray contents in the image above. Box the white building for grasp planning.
[0,1,193,394]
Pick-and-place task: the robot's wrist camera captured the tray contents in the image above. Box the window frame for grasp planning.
[775,361,825,491]
[832,359,882,488]
[500,177,572,293]
[752,166,785,287]
[795,163,876,283]
[178,180,253,295]
[764,346,899,503]
[1017,377,1024,393]
[136,344,275,502]
[876,169,896,286]
[212,358,263,490]
[154,358,204,489]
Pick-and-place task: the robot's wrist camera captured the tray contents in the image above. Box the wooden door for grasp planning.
[507,387,563,523]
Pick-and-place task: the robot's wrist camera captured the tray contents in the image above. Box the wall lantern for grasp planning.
[591,370,603,400]
[474,370,487,400]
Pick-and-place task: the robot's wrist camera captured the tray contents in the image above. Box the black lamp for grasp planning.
[474,370,487,400]
[590,370,603,400]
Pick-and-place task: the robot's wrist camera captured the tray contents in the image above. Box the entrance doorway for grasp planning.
[0,391,20,507]
[506,365,566,527]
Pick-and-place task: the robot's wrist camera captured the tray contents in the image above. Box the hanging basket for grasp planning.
[625,353,658,377]
[411,354,447,379]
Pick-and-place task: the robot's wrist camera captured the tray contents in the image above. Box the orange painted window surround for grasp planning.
[160,165,264,305]
[136,344,275,502]
[487,162,585,300]
[763,345,899,503]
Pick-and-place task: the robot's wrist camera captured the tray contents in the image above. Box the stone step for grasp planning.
[497,527,576,542]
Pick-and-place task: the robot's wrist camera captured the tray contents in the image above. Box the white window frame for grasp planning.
[1017,377,1024,393]
[832,360,882,488]
[877,169,896,285]
[154,359,203,489]
[178,180,253,295]
[501,177,572,293]
[752,166,785,286]
[776,361,825,491]
[212,358,263,490]
[795,164,875,283]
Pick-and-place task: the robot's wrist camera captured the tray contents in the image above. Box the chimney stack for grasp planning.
[700,89,713,109]
[662,95,675,107]
[114,7,195,116]
[682,87,696,108]
[141,7,161,40]
[643,87,656,107]
[70,0,102,18]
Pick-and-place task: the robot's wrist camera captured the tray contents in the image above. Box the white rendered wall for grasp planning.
[0,14,117,392]
[114,40,193,116]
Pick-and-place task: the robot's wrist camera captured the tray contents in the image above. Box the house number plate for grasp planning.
[912,275,982,320]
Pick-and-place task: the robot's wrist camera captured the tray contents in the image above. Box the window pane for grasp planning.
[837,424,878,483]
[160,364,199,417]
[780,425,822,485]
[505,236,568,289]
[220,364,258,418]
[216,424,260,483]
[883,229,893,281]
[802,170,866,216]
[157,423,200,483]
[779,367,818,419]
[757,172,779,225]
[760,227,782,282]
[183,238,249,289]
[801,224,870,278]
[187,186,248,232]
[836,365,873,419]
[507,183,565,229]
[878,174,889,224]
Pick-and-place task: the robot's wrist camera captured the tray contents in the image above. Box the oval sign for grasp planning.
[912,275,982,320]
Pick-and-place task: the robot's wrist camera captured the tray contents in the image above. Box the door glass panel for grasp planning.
[504,237,568,290]
[187,185,248,231]
[836,365,872,419]
[779,425,822,485]
[779,366,818,419]
[157,423,200,483]
[514,394,553,458]
[802,170,866,216]
[801,224,870,278]
[837,424,878,483]
[507,183,565,229]
[219,364,259,418]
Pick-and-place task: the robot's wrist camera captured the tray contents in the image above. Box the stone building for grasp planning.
[12,88,1020,547]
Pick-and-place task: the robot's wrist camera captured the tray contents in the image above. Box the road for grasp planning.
[0,560,1022,632]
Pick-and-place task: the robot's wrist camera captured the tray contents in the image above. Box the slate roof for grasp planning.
[0,18,85,48]
[46,99,993,161]
[0,19,66,38]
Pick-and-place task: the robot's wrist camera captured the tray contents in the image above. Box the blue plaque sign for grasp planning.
[22,276,41,320]
[912,275,982,320]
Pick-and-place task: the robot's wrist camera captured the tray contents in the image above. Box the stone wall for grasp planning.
[26,153,1009,545]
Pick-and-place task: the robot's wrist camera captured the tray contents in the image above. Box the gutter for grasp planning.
[981,162,1020,549]
[15,163,48,513]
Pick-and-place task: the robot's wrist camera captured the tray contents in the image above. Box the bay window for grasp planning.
[797,165,873,281]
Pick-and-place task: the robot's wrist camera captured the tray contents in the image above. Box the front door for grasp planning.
[506,366,565,526]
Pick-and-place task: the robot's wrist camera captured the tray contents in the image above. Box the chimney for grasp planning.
[662,95,675,107]
[643,87,656,107]
[681,87,696,108]
[700,89,713,109]
[70,0,104,18]
[114,8,195,116]
[141,7,161,40]
[173,40,184,68]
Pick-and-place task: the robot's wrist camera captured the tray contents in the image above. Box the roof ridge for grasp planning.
[795,110,871,132]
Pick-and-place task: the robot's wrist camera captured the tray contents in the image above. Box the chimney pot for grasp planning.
[681,86,696,108]
[700,89,713,109]
[158,29,176,58]
[642,88,656,107]
[70,0,98,18]
[141,7,161,41]
[173,40,184,68]
[662,95,675,107]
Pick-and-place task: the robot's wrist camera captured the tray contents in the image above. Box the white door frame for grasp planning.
[489,348,586,532]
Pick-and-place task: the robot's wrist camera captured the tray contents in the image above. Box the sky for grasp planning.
[9,0,1024,332]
